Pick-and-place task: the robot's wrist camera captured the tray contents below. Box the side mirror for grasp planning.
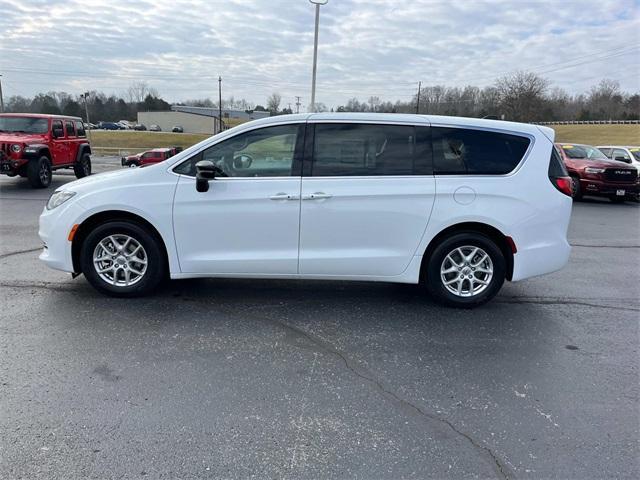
[52,127,63,138]
[614,156,630,164]
[195,160,216,192]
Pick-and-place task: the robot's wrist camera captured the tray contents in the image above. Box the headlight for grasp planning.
[11,144,22,153]
[585,167,605,174]
[46,190,76,210]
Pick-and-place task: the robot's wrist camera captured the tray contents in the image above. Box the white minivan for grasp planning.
[39,113,572,307]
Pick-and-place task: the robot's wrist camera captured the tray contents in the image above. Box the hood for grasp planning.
[59,167,138,193]
[0,133,48,144]
[567,156,633,169]
[59,161,169,195]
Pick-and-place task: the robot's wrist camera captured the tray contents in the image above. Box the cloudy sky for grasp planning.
[1,0,639,109]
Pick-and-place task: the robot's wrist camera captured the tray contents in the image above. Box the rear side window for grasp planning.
[75,121,86,137]
[312,123,415,176]
[432,127,530,175]
[549,146,568,177]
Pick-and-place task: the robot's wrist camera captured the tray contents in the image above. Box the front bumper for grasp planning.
[579,178,639,198]
[38,200,84,273]
[0,154,28,175]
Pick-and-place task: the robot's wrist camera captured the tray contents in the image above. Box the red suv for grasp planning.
[0,113,92,188]
[121,147,181,167]
[555,143,639,202]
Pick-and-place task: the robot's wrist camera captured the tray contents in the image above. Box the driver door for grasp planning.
[172,123,304,275]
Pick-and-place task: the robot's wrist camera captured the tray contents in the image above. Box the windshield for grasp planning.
[0,117,49,134]
[561,144,608,160]
[629,148,640,161]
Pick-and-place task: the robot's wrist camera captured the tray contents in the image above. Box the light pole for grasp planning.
[80,92,92,144]
[309,0,328,113]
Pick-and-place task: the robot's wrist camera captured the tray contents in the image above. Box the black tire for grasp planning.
[80,221,166,297]
[425,232,506,308]
[74,153,92,179]
[570,176,582,201]
[27,156,52,188]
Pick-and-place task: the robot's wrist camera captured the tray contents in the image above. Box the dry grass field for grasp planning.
[552,124,639,145]
[89,123,640,155]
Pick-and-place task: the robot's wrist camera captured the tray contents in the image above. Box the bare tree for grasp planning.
[267,93,282,114]
[495,71,549,122]
[127,81,150,104]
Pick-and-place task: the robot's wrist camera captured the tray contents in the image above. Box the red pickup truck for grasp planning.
[0,113,92,188]
[556,143,639,202]
[121,147,181,167]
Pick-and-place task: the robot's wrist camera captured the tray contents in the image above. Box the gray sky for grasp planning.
[1,0,639,109]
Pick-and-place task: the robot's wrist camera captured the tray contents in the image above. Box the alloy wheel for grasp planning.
[93,234,148,287]
[440,245,494,297]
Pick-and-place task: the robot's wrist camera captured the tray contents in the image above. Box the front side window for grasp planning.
[612,149,631,162]
[432,127,531,175]
[174,124,300,177]
[630,148,640,161]
[51,120,63,137]
[598,148,612,158]
[312,123,415,176]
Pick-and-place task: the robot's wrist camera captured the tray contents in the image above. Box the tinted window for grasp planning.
[312,124,415,176]
[75,121,86,137]
[549,147,568,177]
[432,127,530,175]
[612,149,631,161]
[52,120,63,135]
[598,148,612,158]
[174,124,300,177]
[65,121,75,137]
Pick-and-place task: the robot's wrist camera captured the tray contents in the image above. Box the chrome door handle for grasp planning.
[269,193,299,200]
[302,192,333,200]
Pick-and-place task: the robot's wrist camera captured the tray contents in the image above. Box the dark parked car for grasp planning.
[133,124,147,131]
[99,122,122,130]
[172,126,184,133]
[556,143,639,202]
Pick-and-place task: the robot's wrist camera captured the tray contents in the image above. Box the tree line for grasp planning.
[3,73,638,123]
[333,73,639,122]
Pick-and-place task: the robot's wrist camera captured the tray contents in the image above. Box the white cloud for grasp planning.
[1,0,638,107]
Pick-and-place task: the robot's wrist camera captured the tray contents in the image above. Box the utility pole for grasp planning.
[81,92,92,144]
[295,96,301,114]
[415,81,421,114]
[288,103,292,113]
[218,76,222,134]
[0,75,4,113]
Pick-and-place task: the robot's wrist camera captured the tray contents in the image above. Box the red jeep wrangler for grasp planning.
[0,113,92,188]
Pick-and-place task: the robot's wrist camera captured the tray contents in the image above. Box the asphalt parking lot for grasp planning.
[1,158,638,479]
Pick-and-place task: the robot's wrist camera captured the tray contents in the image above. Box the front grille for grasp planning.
[0,143,10,156]
[604,168,637,183]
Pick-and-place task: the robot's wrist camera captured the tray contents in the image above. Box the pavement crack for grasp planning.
[0,247,42,260]
[496,296,640,312]
[270,318,514,480]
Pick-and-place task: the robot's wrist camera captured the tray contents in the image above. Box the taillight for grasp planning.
[549,147,572,197]
[553,176,573,197]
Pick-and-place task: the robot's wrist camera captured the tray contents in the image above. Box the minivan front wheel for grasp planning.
[425,233,505,308]
[80,221,166,296]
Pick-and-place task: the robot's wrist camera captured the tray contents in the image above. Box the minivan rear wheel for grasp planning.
[425,232,505,308]
[80,221,166,297]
